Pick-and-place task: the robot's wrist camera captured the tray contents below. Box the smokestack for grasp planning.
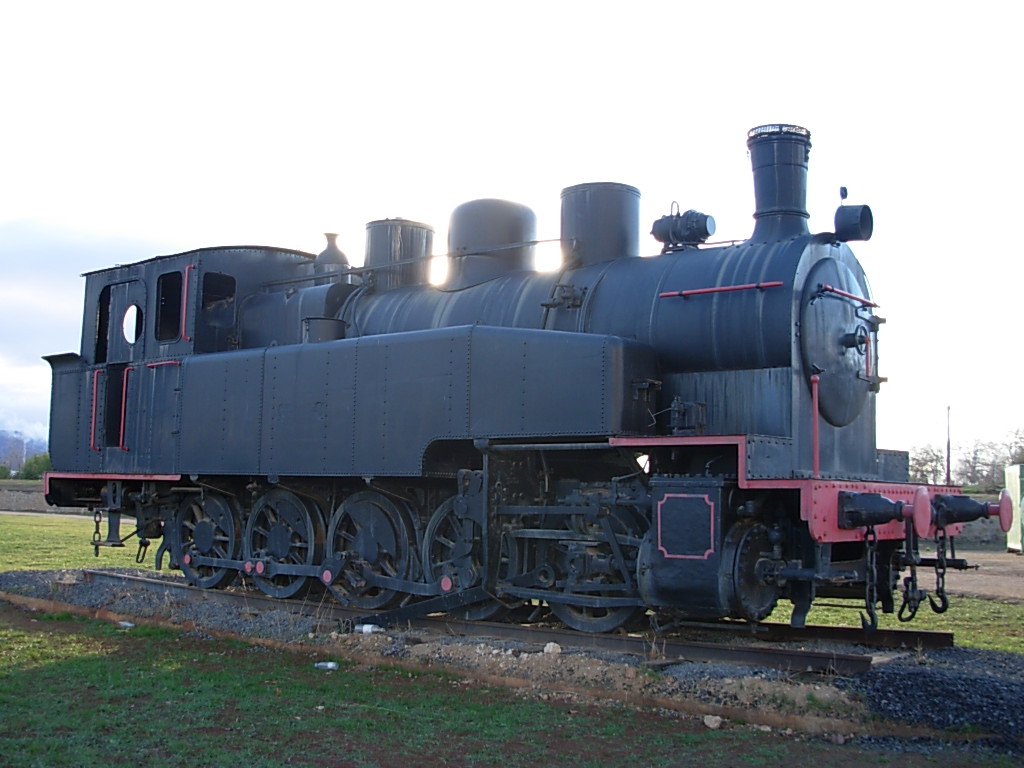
[746,124,811,243]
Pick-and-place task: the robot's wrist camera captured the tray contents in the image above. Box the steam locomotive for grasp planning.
[44,124,1011,632]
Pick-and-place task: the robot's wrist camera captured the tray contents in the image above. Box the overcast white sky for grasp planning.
[0,1,1019,458]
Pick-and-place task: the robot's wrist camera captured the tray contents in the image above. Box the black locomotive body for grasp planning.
[45,125,1009,631]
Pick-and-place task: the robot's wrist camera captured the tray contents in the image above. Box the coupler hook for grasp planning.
[135,538,150,564]
[898,564,925,622]
[860,526,879,632]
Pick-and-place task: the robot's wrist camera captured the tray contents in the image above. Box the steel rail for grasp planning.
[651,615,954,650]
[81,570,952,651]
[741,621,953,649]
[446,617,873,675]
[78,570,888,675]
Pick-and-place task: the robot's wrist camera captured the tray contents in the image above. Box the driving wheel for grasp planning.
[243,489,324,599]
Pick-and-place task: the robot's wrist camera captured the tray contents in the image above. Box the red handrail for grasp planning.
[819,283,878,308]
[659,281,783,299]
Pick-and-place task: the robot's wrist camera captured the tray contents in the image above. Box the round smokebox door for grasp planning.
[799,258,872,427]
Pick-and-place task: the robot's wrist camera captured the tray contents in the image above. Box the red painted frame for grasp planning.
[610,435,963,544]
[44,471,182,497]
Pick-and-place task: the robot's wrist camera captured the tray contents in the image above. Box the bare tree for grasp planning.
[954,439,1021,491]
[1004,429,1024,466]
[909,445,946,484]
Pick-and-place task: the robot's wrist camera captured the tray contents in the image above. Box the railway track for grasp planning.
[79,569,951,677]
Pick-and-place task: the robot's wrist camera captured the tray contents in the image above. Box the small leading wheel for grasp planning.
[422,496,512,621]
[724,520,780,622]
[325,491,415,610]
[244,489,324,599]
[549,599,641,634]
[175,493,241,590]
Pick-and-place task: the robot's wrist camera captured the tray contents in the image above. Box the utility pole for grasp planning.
[945,406,951,485]
[13,431,25,473]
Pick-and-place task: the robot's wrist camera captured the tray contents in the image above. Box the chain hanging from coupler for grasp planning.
[899,522,951,620]
[860,525,879,631]
[90,509,149,563]
[929,526,950,614]
[91,510,104,557]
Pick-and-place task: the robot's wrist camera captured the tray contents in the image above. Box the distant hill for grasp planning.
[0,430,47,471]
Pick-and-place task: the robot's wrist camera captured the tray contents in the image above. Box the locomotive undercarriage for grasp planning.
[52,442,990,634]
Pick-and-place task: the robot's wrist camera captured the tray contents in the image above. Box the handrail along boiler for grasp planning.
[44,124,1011,632]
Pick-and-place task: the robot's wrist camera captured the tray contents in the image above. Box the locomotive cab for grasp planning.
[46,245,352,480]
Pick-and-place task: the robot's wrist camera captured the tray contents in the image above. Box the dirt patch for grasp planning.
[941,551,1024,602]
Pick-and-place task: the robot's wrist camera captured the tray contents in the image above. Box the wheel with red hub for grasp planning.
[243,489,324,599]
[421,496,515,621]
[174,493,241,590]
[325,491,415,610]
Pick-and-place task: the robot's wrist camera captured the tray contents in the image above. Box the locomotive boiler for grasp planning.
[44,124,1011,632]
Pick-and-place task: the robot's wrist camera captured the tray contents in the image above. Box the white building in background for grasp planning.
[1005,465,1023,553]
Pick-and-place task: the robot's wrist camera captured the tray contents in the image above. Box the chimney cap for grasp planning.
[747,124,810,142]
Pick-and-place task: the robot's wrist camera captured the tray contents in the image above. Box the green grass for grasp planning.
[769,590,1024,654]
[0,606,834,768]
[2,513,1022,766]
[0,513,158,571]
[3,605,1017,768]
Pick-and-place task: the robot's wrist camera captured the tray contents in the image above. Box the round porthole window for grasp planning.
[122,304,143,344]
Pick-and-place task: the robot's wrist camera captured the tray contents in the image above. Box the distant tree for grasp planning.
[0,465,10,480]
[909,445,945,484]
[19,453,51,481]
[954,440,1014,491]
[1005,429,1024,466]
[956,441,993,486]
[1,446,21,472]
[904,430,1024,489]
